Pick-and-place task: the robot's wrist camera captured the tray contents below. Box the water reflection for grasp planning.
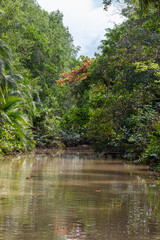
[0,150,160,240]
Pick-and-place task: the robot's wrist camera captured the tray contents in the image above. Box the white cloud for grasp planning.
[37,0,125,57]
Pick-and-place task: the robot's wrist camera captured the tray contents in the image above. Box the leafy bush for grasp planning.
[33,107,61,147]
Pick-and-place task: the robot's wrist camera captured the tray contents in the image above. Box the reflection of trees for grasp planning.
[51,184,160,240]
[0,152,160,240]
[145,184,160,223]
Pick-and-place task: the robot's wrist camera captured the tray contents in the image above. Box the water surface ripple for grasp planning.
[0,150,160,240]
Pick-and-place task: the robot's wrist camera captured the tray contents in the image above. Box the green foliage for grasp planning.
[60,105,89,146]
[89,5,160,165]
[0,39,34,154]
[33,107,61,147]
[0,92,34,152]
[0,0,78,154]
[55,2,160,168]
[141,121,160,166]
[103,0,160,12]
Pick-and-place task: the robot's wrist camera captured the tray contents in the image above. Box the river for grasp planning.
[0,148,160,240]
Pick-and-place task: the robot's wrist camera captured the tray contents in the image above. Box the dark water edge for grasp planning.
[35,146,160,175]
[1,144,160,174]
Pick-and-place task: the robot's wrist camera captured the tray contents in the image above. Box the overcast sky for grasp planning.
[36,0,124,57]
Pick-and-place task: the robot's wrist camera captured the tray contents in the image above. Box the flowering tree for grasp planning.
[57,58,94,96]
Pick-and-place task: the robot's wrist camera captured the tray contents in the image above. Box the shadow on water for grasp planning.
[0,148,160,240]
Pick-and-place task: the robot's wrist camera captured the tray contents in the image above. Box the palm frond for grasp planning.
[1,96,23,112]
[0,41,11,71]
[1,111,12,124]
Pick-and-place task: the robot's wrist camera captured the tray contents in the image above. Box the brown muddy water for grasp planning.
[0,149,160,240]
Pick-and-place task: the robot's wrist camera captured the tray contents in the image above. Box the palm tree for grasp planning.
[0,93,33,150]
[0,40,34,152]
[0,40,10,100]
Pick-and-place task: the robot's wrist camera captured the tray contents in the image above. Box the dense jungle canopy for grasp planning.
[0,0,160,168]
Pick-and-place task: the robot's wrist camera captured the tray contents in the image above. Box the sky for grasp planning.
[36,0,125,57]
